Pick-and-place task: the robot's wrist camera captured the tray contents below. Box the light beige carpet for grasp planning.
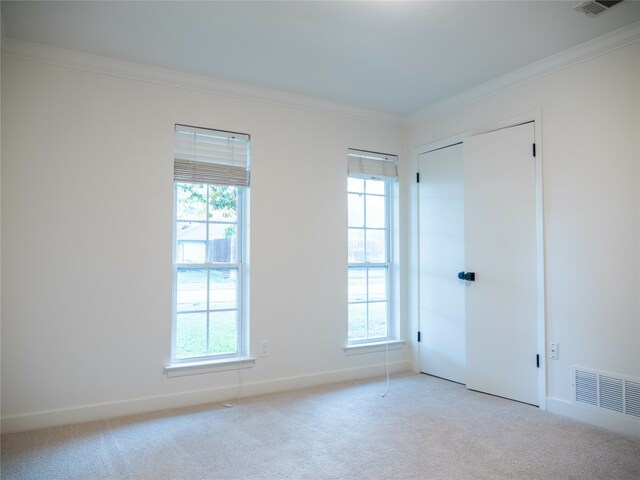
[2,373,639,479]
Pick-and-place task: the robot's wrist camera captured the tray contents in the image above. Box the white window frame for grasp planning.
[347,177,394,345]
[171,183,248,364]
[169,123,251,368]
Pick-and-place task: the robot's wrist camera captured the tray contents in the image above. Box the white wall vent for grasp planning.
[573,367,640,419]
[626,381,640,417]
[599,375,623,413]
[573,1,624,18]
[575,369,597,405]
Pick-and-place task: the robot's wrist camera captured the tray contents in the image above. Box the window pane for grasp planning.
[176,222,206,263]
[176,269,207,312]
[208,224,238,263]
[209,185,237,222]
[366,229,386,263]
[348,228,365,263]
[366,195,385,228]
[366,179,385,195]
[348,268,367,302]
[348,177,364,193]
[209,269,237,310]
[176,312,207,358]
[348,303,367,341]
[368,302,388,339]
[368,268,387,301]
[347,172,391,344]
[209,310,237,355]
[348,193,364,228]
[176,183,206,221]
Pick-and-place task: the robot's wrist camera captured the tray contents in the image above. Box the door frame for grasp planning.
[413,110,546,410]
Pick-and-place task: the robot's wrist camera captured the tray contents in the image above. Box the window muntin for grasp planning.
[348,177,392,343]
[173,182,244,361]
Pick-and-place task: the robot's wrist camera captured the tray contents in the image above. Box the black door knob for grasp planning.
[458,271,475,282]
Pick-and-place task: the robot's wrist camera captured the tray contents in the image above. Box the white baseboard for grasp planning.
[1,361,412,434]
[546,397,640,437]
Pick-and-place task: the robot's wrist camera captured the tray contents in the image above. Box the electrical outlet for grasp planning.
[549,342,559,360]
[259,340,270,357]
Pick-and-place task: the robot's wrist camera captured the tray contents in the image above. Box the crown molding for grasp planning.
[1,38,404,128]
[408,20,640,124]
[3,20,639,128]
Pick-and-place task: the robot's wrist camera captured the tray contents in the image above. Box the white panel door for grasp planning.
[418,143,466,384]
[464,122,538,406]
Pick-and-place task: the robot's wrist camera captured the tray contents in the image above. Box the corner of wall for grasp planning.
[546,397,640,437]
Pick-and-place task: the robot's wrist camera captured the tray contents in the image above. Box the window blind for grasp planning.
[347,149,398,181]
[174,124,250,187]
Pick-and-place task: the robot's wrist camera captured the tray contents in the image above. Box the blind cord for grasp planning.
[218,190,244,409]
[381,340,390,398]
[219,298,242,408]
[218,353,243,408]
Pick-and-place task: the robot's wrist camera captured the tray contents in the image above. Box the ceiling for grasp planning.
[2,1,640,115]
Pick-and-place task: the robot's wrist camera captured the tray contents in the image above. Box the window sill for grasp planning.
[344,340,406,356]
[164,357,256,378]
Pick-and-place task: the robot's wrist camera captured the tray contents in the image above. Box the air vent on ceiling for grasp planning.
[574,1,624,17]
[573,367,640,420]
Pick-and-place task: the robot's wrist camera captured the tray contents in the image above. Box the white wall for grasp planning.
[3,33,638,436]
[407,43,640,429]
[0,52,409,432]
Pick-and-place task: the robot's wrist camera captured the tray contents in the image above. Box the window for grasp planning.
[172,125,250,363]
[347,149,398,344]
